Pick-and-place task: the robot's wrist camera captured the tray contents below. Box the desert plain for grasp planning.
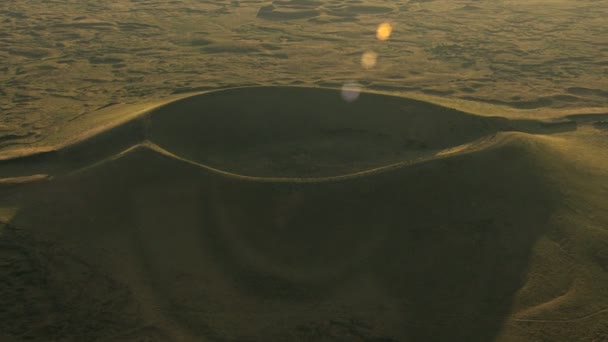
[1,0,607,341]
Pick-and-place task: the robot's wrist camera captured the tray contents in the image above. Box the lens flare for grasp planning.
[341,81,362,102]
[0,207,18,237]
[376,22,392,41]
[361,51,378,69]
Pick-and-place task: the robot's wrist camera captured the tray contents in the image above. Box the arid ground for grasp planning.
[1,0,607,341]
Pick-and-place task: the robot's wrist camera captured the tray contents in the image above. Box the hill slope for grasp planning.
[0,87,607,341]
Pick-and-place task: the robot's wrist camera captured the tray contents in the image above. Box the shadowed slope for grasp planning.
[0,87,606,341]
[147,86,575,177]
[1,132,561,341]
[0,86,576,180]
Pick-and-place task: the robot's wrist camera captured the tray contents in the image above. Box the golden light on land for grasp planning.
[376,22,392,41]
[361,51,378,69]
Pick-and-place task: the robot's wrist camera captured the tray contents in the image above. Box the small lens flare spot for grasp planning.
[0,207,18,237]
[376,22,392,41]
[341,81,362,102]
[361,51,378,69]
